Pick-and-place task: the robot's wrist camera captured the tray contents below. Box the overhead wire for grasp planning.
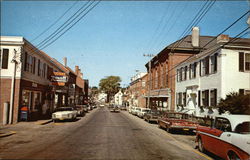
[36,0,93,49]
[31,0,80,42]
[40,1,101,50]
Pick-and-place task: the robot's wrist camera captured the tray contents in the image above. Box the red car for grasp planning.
[196,115,250,160]
[158,112,199,133]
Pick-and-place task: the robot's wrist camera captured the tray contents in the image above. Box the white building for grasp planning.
[98,92,107,102]
[114,90,123,106]
[175,35,250,118]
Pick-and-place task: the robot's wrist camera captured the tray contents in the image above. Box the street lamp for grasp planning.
[143,54,155,109]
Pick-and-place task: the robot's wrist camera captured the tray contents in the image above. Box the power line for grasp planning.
[36,0,93,49]
[31,0,79,42]
[40,1,101,50]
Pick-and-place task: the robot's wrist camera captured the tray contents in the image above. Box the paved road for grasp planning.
[0,107,212,160]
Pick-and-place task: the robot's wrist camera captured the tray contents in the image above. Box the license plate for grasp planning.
[183,128,189,131]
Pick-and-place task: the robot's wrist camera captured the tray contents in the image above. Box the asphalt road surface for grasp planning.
[0,107,212,160]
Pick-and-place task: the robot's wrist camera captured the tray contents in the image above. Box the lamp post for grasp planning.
[143,54,154,109]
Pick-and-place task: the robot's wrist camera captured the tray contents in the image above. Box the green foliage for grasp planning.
[91,86,99,96]
[99,76,121,102]
[218,92,250,115]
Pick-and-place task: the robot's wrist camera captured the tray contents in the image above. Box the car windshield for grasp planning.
[142,109,150,112]
[167,113,184,119]
[235,122,250,134]
[56,107,73,111]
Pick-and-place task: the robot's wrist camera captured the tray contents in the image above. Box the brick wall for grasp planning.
[0,78,21,125]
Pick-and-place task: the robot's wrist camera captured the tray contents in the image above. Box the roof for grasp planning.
[217,114,250,131]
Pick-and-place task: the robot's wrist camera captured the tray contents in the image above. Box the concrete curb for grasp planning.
[0,131,16,138]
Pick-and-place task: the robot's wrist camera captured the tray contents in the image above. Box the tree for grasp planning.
[218,92,250,115]
[90,86,99,96]
[99,76,121,102]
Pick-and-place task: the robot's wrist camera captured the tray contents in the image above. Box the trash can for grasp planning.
[20,106,28,121]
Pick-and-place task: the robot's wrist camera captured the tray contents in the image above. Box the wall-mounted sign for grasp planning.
[51,72,68,84]
[32,82,37,88]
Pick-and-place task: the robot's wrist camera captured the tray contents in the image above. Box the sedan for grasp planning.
[158,112,199,133]
[52,107,78,122]
[196,115,250,160]
[144,110,163,123]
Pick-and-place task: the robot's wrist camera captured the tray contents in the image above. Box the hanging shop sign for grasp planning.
[51,72,68,86]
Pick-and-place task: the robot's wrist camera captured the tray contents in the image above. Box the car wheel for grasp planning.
[228,151,240,160]
[198,137,205,153]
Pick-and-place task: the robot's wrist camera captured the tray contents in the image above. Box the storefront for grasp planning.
[20,79,49,121]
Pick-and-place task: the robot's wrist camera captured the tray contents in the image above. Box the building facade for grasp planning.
[175,35,250,117]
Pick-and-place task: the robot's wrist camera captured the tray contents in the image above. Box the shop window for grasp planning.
[1,49,9,69]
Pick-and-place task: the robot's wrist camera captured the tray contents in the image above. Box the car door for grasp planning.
[206,118,231,157]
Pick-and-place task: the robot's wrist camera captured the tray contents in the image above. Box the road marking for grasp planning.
[54,123,64,126]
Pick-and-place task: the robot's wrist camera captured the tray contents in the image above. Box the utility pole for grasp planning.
[143,54,154,109]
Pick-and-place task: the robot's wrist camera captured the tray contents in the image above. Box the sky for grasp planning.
[1,0,249,87]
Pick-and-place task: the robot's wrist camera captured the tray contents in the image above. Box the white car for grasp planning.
[52,107,78,122]
[137,108,151,118]
[196,115,250,160]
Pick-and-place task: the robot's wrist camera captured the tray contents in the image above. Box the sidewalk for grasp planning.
[0,119,52,138]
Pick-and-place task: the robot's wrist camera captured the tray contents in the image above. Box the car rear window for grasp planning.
[235,122,250,134]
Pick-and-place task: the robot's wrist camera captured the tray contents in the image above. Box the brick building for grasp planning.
[145,27,216,111]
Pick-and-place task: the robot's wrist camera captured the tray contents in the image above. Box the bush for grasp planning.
[218,92,250,115]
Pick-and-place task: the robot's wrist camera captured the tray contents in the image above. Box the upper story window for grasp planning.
[201,57,209,76]
[210,53,218,74]
[239,52,250,72]
[1,49,9,69]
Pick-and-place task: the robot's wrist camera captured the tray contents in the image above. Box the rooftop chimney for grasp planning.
[217,34,229,44]
[75,65,79,74]
[192,27,199,48]
[63,57,67,67]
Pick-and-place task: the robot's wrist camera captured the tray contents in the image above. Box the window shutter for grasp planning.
[2,49,9,69]
[214,53,218,72]
[205,90,209,106]
[198,90,201,106]
[214,89,217,106]
[38,59,40,76]
[194,62,197,78]
[24,52,27,71]
[199,60,202,76]
[239,52,244,72]
[33,57,36,74]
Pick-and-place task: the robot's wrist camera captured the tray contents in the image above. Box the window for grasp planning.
[210,89,217,106]
[155,69,158,89]
[177,92,182,105]
[239,52,250,72]
[214,118,232,132]
[210,53,217,74]
[184,66,187,80]
[1,49,9,69]
[245,53,250,71]
[202,90,209,106]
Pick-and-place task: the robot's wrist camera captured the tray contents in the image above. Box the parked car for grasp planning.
[144,110,163,123]
[158,112,199,133]
[131,107,138,115]
[137,108,151,118]
[196,115,250,160]
[134,107,141,116]
[75,105,85,117]
[128,106,135,114]
[110,106,120,112]
[82,105,89,112]
[52,107,78,122]
[120,105,127,111]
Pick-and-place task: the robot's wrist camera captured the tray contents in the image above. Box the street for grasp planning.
[0,107,214,160]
